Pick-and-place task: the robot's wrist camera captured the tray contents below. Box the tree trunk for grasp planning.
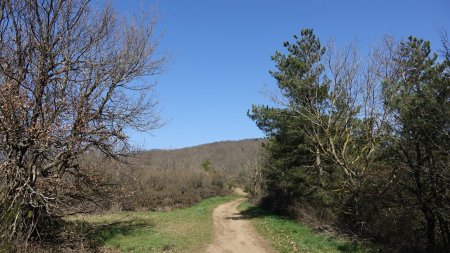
[438,217,450,253]
[424,212,436,252]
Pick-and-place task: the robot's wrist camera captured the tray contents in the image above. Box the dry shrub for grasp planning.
[75,139,263,212]
[116,169,231,211]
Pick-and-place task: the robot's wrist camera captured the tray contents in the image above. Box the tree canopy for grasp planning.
[250,29,450,252]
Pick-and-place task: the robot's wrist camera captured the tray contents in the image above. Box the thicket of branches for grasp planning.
[0,0,166,250]
[250,29,449,252]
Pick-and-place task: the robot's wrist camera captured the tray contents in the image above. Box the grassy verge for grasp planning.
[68,195,238,253]
[238,202,378,253]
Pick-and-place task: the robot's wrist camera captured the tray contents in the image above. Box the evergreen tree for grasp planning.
[383,36,450,251]
[249,29,340,214]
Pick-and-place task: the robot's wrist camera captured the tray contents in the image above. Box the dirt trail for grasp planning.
[205,197,276,253]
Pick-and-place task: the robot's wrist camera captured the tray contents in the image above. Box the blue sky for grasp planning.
[113,0,450,150]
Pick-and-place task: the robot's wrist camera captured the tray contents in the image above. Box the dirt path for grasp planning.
[205,198,276,253]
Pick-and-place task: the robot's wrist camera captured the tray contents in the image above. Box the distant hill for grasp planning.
[133,139,265,172]
[79,139,266,211]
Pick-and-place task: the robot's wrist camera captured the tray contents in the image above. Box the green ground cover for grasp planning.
[238,202,378,253]
[70,195,237,253]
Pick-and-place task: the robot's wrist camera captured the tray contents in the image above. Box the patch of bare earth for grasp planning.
[205,198,276,253]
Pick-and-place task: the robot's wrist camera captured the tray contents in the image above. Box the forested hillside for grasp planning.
[79,139,263,212]
[139,139,263,173]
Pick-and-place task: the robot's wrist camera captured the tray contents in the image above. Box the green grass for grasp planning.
[238,202,378,253]
[68,195,238,253]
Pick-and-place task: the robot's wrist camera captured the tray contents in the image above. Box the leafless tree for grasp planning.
[0,0,166,244]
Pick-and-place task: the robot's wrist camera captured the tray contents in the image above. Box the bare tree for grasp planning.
[0,0,166,244]
[301,41,390,224]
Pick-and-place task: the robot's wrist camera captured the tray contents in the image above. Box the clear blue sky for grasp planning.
[113,0,450,150]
